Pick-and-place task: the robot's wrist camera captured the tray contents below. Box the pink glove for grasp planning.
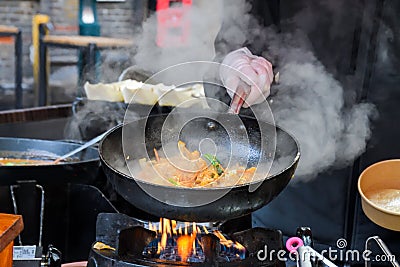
[220,47,274,108]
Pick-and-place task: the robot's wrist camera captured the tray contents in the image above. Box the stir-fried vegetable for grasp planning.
[202,154,224,175]
[167,177,179,186]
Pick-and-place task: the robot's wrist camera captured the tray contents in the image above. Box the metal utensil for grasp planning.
[365,236,399,267]
[54,131,108,164]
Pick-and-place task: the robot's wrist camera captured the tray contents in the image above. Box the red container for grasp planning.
[156,0,192,47]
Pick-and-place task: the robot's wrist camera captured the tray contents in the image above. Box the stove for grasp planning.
[86,213,288,267]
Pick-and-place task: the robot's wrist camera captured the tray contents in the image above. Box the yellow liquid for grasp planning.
[0,158,53,166]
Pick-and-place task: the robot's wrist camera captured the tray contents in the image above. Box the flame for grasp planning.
[164,218,171,235]
[147,219,245,262]
[177,235,194,262]
[184,222,189,235]
[158,218,171,251]
[192,222,197,234]
[213,230,234,247]
[172,220,177,235]
[234,241,245,251]
[191,222,197,256]
[161,231,167,250]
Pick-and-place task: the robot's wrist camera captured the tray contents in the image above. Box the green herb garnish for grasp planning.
[167,178,179,186]
[203,153,224,175]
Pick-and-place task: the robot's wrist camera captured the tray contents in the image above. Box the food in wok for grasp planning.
[137,141,259,188]
[0,158,54,166]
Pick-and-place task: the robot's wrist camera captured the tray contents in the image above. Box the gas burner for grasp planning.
[87,213,285,267]
[143,219,246,263]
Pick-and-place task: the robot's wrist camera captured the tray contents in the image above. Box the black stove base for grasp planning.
[87,213,286,267]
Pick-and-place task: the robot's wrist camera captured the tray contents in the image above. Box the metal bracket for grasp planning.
[364,236,399,267]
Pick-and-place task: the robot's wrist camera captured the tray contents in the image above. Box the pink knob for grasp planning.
[286,237,304,253]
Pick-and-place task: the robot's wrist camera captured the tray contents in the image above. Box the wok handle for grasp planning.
[228,72,280,114]
[228,81,249,114]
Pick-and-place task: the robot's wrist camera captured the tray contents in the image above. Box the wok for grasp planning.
[99,114,300,222]
[0,137,100,186]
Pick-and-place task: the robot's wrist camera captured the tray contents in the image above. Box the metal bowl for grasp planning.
[358,159,400,231]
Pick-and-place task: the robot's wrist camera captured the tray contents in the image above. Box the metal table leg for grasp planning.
[14,30,23,109]
[38,25,47,106]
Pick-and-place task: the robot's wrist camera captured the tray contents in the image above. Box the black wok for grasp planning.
[99,114,300,222]
[0,137,100,186]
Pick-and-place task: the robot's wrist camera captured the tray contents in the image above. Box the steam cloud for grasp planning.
[214,0,376,179]
[264,34,375,178]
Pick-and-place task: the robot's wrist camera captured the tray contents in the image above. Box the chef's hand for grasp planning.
[220,47,274,108]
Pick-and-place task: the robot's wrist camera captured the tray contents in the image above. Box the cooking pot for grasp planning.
[0,137,100,186]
